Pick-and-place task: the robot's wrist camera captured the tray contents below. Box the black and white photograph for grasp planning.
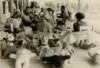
[0,0,100,68]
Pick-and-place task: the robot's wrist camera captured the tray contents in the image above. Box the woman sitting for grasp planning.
[37,8,55,33]
[73,12,87,32]
[5,10,23,33]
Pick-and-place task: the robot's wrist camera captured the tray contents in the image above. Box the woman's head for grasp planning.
[40,34,49,45]
[24,7,32,15]
[44,8,54,20]
[31,2,36,8]
[75,12,85,20]
[61,5,65,12]
[46,8,54,15]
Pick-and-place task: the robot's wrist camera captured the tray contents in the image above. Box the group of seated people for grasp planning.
[1,4,99,68]
[4,4,87,34]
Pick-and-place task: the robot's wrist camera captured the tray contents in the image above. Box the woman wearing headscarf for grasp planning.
[37,8,56,33]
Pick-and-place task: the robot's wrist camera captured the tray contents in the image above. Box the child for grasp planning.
[73,12,87,32]
[5,10,23,33]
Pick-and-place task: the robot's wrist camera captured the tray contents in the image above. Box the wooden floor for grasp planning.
[0,47,100,68]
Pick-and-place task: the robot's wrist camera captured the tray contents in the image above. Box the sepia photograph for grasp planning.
[0,0,100,68]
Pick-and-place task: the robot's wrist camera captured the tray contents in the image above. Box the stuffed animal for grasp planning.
[44,40,63,57]
[58,32,76,64]
[39,32,64,57]
[1,32,16,58]
[29,35,40,55]
[23,26,33,39]
[39,33,50,57]
[42,55,70,68]
[88,51,100,64]
[4,32,15,46]
[1,45,17,59]
[79,39,96,50]
[63,42,75,55]
[16,26,33,40]
[9,47,36,68]
[62,42,75,64]
[74,39,96,50]
[9,37,37,68]
[2,32,31,59]
[48,39,59,47]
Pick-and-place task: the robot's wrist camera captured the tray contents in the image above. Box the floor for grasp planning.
[0,47,100,68]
